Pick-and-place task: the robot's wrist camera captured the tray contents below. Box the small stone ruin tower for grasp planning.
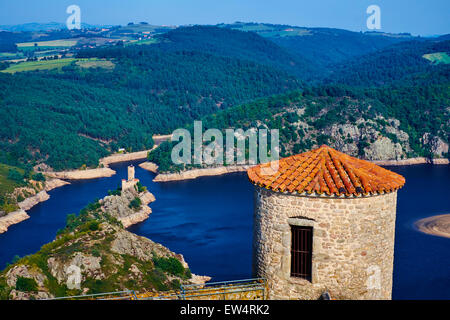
[247,145,405,300]
[128,165,135,181]
[122,165,139,191]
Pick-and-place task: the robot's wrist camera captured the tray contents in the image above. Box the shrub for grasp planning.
[128,197,142,210]
[15,277,38,292]
[8,169,24,184]
[32,173,46,181]
[87,221,100,231]
[136,182,147,193]
[152,256,185,277]
[91,248,101,257]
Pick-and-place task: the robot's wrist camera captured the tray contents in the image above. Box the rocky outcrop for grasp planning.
[139,162,158,173]
[422,133,449,158]
[100,150,151,167]
[100,188,155,228]
[44,179,70,191]
[372,157,449,166]
[18,191,50,211]
[44,168,116,180]
[140,191,156,205]
[0,210,29,234]
[363,137,404,161]
[5,265,52,300]
[41,149,154,181]
[120,205,152,228]
[47,253,104,289]
[110,229,178,262]
[0,180,70,234]
[431,158,450,165]
[153,165,251,182]
[0,184,209,299]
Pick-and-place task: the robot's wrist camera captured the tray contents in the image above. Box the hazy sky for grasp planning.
[0,0,449,35]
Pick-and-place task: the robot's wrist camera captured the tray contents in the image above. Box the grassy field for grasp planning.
[228,23,311,37]
[128,38,159,46]
[1,58,75,73]
[0,52,23,59]
[423,52,450,65]
[76,58,115,69]
[1,58,115,73]
[16,39,78,48]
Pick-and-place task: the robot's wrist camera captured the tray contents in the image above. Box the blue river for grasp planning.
[0,161,448,299]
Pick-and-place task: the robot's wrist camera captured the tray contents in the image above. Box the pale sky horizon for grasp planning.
[0,0,449,36]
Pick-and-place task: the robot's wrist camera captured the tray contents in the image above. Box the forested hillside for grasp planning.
[221,23,418,66]
[0,24,448,174]
[153,26,322,79]
[0,40,299,170]
[150,80,449,172]
[326,40,450,86]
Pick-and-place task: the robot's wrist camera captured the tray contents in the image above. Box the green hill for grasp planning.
[0,42,300,170]
[220,22,418,67]
[326,39,450,86]
[153,25,323,79]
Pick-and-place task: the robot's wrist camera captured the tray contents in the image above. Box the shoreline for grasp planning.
[117,190,156,228]
[151,165,253,182]
[40,133,173,181]
[0,178,70,234]
[43,148,154,181]
[371,157,449,166]
[415,214,450,239]
[143,156,449,182]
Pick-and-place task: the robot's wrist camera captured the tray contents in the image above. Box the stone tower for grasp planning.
[122,165,138,191]
[247,145,405,300]
[128,165,135,181]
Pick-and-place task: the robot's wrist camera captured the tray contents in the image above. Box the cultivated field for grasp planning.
[16,39,78,48]
[2,58,115,73]
[423,52,450,64]
[76,58,115,69]
[1,58,75,73]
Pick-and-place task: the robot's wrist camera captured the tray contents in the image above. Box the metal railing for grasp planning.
[46,278,267,301]
[46,290,137,300]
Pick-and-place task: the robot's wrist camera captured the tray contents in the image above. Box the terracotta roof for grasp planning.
[247,145,405,197]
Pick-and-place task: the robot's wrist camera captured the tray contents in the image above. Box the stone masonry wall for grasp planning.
[253,187,397,300]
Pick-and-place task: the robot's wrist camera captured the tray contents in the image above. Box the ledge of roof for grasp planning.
[248,145,406,197]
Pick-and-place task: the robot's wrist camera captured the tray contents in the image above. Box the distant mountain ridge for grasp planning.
[219,22,422,66]
[0,22,104,32]
[154,25,323,79]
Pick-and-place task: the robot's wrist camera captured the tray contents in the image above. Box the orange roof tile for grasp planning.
[247,145,405,197]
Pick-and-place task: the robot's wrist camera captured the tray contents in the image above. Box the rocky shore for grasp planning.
[144,156,449,182]
[0,179,70,234]
[0,210,29,234]
[415,214,450,239]
[372,157,449,166]
[43,149,154,181]
[138,162,158,173]
[101,189,156,229]
[0,183,210,300]
[152,165,252,182]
